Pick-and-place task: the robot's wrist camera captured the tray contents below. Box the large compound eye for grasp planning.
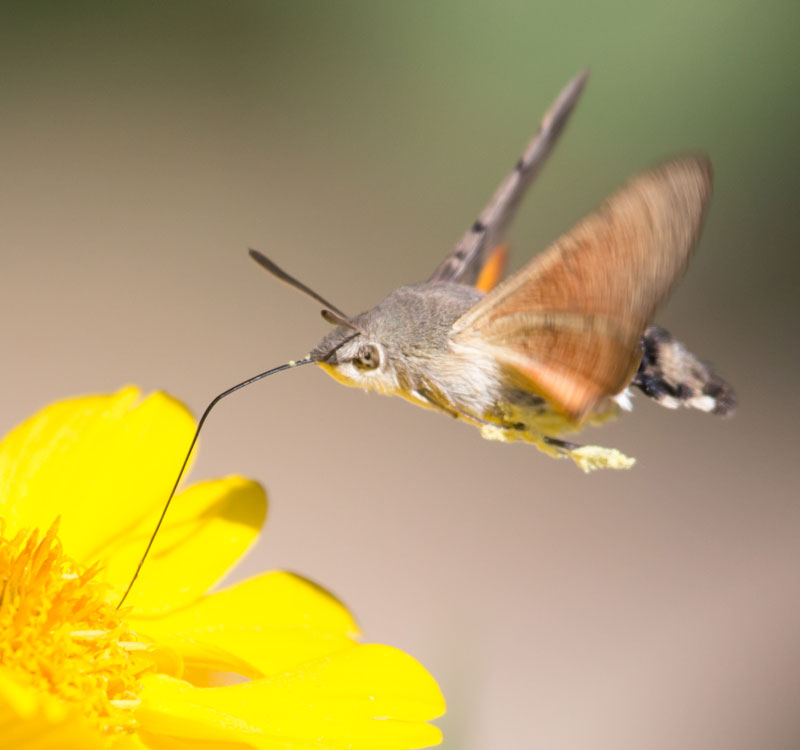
[353,343,380,371]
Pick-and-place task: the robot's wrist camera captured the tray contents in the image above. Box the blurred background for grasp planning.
[1,1,798,748]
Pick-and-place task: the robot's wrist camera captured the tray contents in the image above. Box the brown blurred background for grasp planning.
[1,2,799,748]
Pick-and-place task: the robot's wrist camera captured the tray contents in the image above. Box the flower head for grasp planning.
[0,387,444,748]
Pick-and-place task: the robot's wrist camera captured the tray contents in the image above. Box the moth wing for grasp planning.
[429,70,588,287]
[452,156,713,420]
[474,243,509,292]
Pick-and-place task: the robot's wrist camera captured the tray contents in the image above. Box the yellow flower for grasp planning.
[0,387,444,749]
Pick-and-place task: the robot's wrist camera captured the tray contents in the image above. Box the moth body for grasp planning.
[310,281,600,449]
[311,282,499,412]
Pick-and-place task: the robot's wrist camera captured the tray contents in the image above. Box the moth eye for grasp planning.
[353,344,380,371]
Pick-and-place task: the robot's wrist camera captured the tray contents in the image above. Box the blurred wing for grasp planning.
[452,156,713,420]
[474,243,509,293]
[429,69,588,287]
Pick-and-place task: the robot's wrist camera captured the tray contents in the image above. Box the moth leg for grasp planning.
[417,387,527,433]
[444,398,524,431]
[542,435,583,452]
[413,388,464,420]
[541,435,636,472]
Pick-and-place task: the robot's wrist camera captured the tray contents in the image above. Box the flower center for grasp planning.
[0,520,154,737]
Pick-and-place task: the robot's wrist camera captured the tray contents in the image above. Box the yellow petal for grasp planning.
[137,646,444,749]
[115,734,241,750]
[136,731,251,749]
[0,666,105,749]
[0,388,195,563]
[102,477,266,615]
[130,572,358,677]
[111,736,152,750]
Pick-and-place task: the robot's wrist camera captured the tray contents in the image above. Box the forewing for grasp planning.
[429,69,588,287]
[452,156,713,420]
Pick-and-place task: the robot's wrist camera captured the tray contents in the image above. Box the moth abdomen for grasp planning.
[633,326,736,416]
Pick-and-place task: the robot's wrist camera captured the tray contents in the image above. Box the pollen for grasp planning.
[0,519,156,738]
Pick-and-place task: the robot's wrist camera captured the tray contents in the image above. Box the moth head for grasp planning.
[310,313,397,392]
[248,249,399,390]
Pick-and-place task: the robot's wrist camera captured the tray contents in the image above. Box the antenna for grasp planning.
[117,357,314,609]
[249,249,353,322]
[321,308,365,334]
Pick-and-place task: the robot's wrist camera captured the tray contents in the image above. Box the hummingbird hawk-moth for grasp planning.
[248,70,734,471]
[118,70,736,606]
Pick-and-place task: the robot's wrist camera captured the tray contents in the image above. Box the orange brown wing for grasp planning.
[452,156,713,421]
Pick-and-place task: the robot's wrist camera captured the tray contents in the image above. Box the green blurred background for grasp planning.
[1,2,798,748]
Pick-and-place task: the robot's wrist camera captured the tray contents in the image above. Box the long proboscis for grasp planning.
[117,357,314,609]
